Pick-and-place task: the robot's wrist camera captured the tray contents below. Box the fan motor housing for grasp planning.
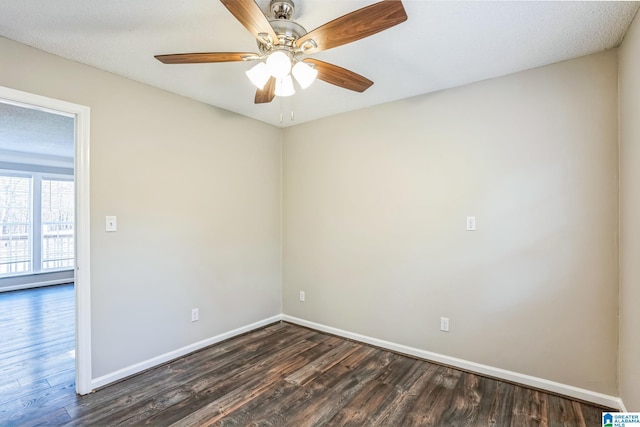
[257,0,307,52]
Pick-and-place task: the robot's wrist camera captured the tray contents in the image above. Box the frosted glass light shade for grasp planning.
[266,51,292,78]
[245,62,270,89]
[292,61,318,89]
[275,75,295,97]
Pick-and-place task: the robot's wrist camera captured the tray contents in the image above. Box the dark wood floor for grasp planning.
[0,285,612,426]
[0,283,76,427]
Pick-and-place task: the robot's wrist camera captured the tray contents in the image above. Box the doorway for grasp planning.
[0,86,91,395]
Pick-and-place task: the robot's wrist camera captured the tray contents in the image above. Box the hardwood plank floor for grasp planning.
[0,283,75,427]
[0,285,614,426]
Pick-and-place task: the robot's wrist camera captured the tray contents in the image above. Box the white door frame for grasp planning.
[0,85,92,395]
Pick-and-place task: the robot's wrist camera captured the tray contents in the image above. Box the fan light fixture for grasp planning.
[246,50,317,96]
[275,75,296,97]
[266,51,292,78]
[245,62,270,90]
[292,62,318,89]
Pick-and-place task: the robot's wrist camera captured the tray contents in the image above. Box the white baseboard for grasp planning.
[90,315,282,391]
[0,278,74,293]
[87,313,625,411]
[282,315,623,410]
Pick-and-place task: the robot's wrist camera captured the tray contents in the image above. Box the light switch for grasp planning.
[466,216,476,231]
[106,216,117,232]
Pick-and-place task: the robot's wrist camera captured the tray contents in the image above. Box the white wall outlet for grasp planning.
[466,216,476,231]
[191,308,199,322]
[440,316,450,332]
[106,216,117,232]
[299,291,305,302]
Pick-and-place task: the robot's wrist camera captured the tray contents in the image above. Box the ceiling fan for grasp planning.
[155,0,407,104]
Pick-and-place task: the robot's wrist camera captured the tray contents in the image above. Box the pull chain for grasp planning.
[278,95,295,124]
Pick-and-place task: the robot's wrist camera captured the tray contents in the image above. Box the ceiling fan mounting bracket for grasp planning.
[270,0,295,20]
[241,54,260,61]
[256,32,275,47]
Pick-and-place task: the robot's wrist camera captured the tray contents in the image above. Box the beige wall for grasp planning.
[620,11,640,411]
[0,32,626,398]
[0,36,282,377]
[283,51,619,394]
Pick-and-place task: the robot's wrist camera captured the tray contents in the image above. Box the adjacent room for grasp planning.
[0,0,639,425]
[0,101,77,420]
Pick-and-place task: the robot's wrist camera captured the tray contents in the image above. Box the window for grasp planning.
[41,178,74,270]
[0,175,32,275]
[0,172,74,277]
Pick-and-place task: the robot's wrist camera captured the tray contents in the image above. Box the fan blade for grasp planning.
[295,0,407,54]
[304,59,373,93]
[255,77,276,103]
[220,0,279,46]
[155,52,258,64]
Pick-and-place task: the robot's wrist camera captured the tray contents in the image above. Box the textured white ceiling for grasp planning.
[0,1,638,128]
[0,101,74,161]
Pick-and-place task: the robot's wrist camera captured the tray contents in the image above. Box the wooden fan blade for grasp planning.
[255,77,276,103]
[304,59,373,93]
[295,0,407,54]
[155,52,258,64]
[220,0,279,46]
